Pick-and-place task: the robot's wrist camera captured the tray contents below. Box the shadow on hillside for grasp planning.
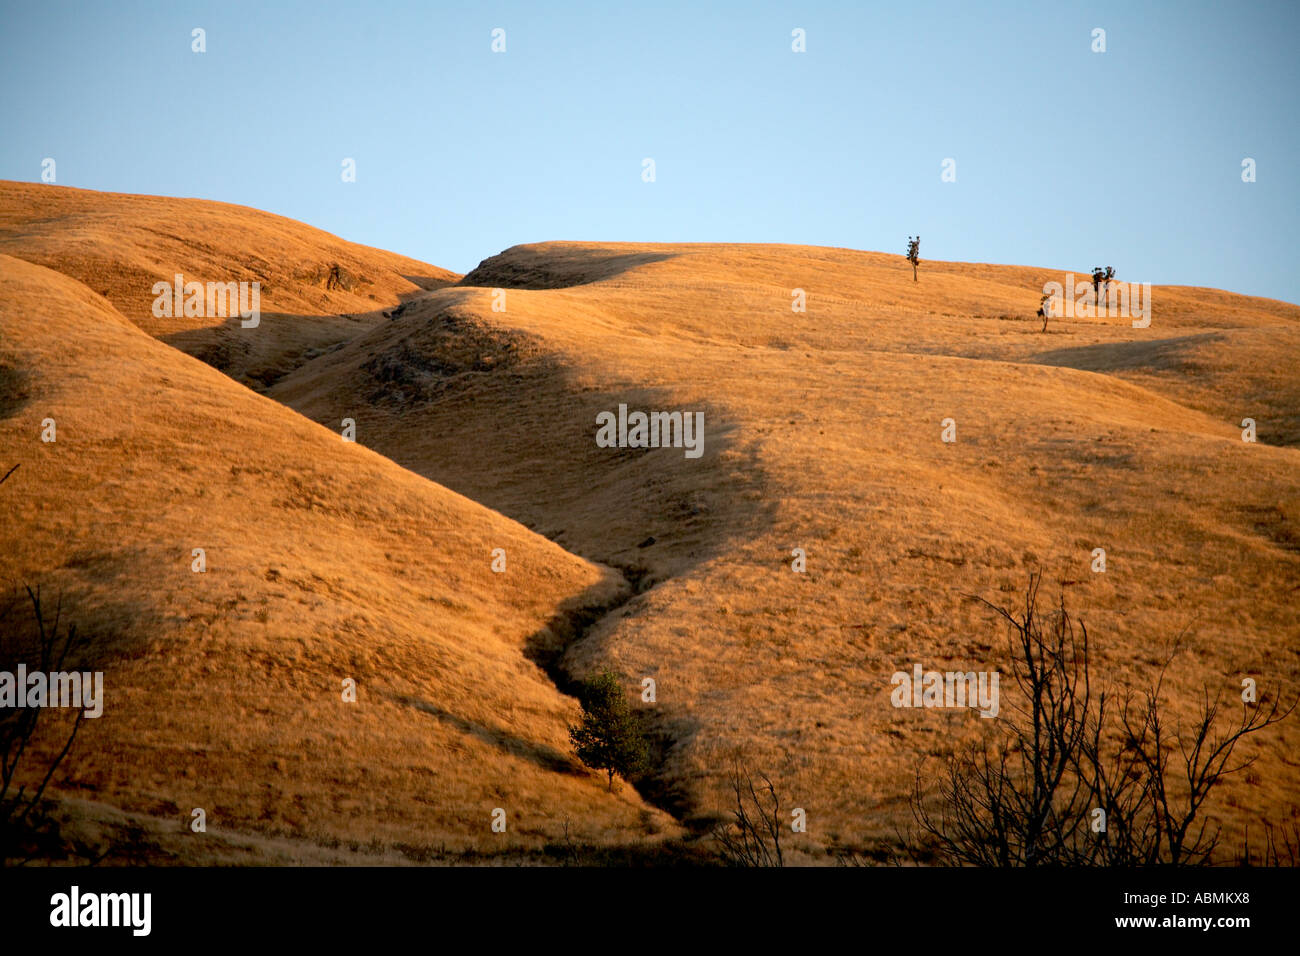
[1,457,159,669]
[384,689,586,777]
[161,308,396,392]
[1028,331,1222,373]
[0,364,31,419]
[1028,329,1300,447]
[458,248,673,290]
[0,579,151,681]
[268,292,780,826]
[400,273,460,292]
[280,293,780,592]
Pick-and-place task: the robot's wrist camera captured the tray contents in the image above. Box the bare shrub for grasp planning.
[712,761,785,867]
[0,585,87,864]
[912,574,1294,866]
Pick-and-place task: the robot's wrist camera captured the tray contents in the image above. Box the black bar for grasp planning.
[2,865,1294,943]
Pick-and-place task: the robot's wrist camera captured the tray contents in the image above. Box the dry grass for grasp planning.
[0,182,458,390]
[276,241,1300,860]
[0,250,677,862]
[2,185,1298,864]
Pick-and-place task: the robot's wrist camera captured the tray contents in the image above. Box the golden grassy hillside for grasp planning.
[0,252,676,863]
[273,241,1300,859]
[3,182,1297,864]
[0,181,458,390]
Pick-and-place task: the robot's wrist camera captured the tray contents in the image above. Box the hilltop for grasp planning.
[0,239,675,863]
[0,182,458,390]
[275,240,1300,853]
[2,183,1298,862]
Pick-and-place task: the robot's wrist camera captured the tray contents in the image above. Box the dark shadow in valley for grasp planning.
[525,582,708,828]
[267,292,781,830]
[161,309,392,392]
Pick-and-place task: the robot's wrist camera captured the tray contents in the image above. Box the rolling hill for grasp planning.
[2,183,1298,863]
[0,182,457,391]
[0,245,676,863]
[273,241,1300,856]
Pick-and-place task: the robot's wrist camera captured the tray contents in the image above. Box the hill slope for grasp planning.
[274,240,1300,856]
[0,181,458,390]
[4,182,1297,862]
[0,252,675,862]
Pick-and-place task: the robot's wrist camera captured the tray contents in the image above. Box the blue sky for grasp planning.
[2,0,1297,303]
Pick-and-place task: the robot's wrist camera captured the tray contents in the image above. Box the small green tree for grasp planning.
[568,671,649,791]
[906,236,921,282]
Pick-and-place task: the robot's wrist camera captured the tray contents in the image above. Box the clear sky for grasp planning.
[2,0,1296,303]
